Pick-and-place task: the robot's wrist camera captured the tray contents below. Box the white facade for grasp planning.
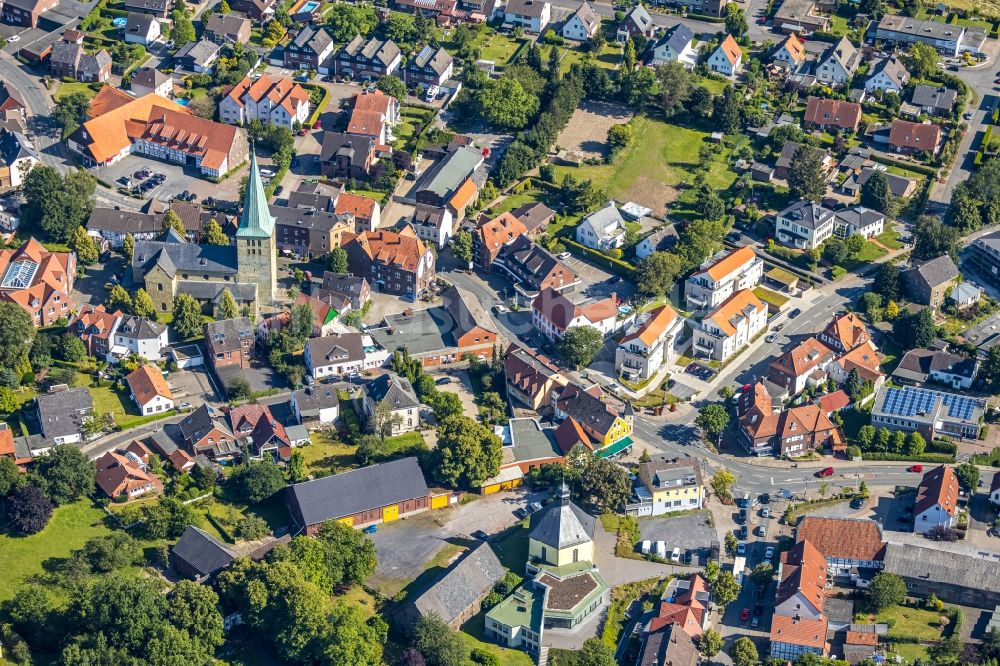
[218,77,310,130]
[914,502,955,534]
[775,208,836,250]
[504,2,551,33]
[691,291,767,362]
[865,70,905,94]
[304,337,389,380]
[649,38,698,69]
[6,152,38,189]
[111,325,169,362]
[290,391,340,425]
[413,208,454,249]
[124,19,160,45]
[707,45,741,77]
[575,205,626,251]
[562,10,598,40]
[615,311,686,381]
[134,391,174,416]
[684,248,764,312]
[131,75,172,98]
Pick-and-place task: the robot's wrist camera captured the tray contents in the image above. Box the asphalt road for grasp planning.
[0,52,64,170]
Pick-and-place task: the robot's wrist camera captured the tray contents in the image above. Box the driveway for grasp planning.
[559,254,636,303]
[637,511,719,563]
[73,256,127,305]
[166,369,218,406]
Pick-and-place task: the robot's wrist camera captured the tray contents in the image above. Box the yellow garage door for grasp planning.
[383,504,399,522]
[482,483,501,495]
[337,516,353,527]
[501,479,523,490]
[431,494,449,509]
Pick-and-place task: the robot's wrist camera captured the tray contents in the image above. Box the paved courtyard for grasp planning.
[637,511,719,561]
[165,368,218,406]
[95,153,245,206]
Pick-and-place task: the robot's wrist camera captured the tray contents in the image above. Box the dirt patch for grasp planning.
[621,177,680,218]
[556,100,633,161]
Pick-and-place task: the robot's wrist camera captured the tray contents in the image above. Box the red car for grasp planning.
[816,467,834,478]
[908,464,923,473]
[740,608,750,622]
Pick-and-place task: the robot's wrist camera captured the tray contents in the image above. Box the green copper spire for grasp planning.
[236,149,276,239]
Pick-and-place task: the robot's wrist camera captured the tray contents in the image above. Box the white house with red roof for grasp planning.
[707,34,742,77]
[532,287,620,342]
[219,74,310,130]
[691,289,767,362]
[615,304,686,380]
[914,465,959,534]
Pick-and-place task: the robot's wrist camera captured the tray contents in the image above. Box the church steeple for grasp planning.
[236,149,275,239]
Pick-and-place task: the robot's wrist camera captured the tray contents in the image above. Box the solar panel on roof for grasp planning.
[881,386,981,421]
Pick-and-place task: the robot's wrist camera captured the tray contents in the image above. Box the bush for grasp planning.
[471,648,500,666]
[847,445,862,459]
[861,452,955,463]
[562,238,636,275]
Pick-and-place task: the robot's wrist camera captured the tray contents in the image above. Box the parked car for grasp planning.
[472,530,490,541]
[737,542,746,555]
[761,507,769,519]
[765,546,775,560]
[740,608,750,622]
[756,525,766,536]
[557,252,572,260]
[528,501,543,513]
[850,497,865,509]
[765,333,777,343]
[176,401,192,411]
[362,525,378,534]
[435,377,452,385]
[751,613,760,628]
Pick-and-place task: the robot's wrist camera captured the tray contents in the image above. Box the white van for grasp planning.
[640,540,651,555]
[670,547,681,563]
[654,541,666,557]
[425,85,439,102]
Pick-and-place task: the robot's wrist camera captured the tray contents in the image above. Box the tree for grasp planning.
[59,333,87,363]
[316,521,377,589]
[79,532,139,572]
[712,85,743,134]
[477,78,539,130]
[699,628,723,658]
[451,229,473,264]
[320,602,387,665]
[875,262,901,301]
[72,226,99,265]
[133,288,155,319]
[724,531,738,555]
[907,42,939,78]
[704,560,720,584]
[286,450,307,483]
[750,562,774,587]
[328,247,348,274]
[172,293,204,340]
[655,61,694,118]
[577,638,616,666]
[694,185,726,221]
[227,376,252,401]
[913,214,958,262]
[578,457,632,512]
[123,233,135,262]
[928,634,963,664]
[431,415,502,489]
[711,470,736,501]
[218,289,239,320]
[370,399,404,439]
[607,123,634,155]
[235,514,271,540]
[846,234,866,257]
[906,431,926,456]
[6,484,53,534]
[289,302,314,345]
[636,251,683,296]
[202,218,229,245]
[377,74,408,101]
[892,308,936,350]
[558,325,603,369]
[325,3,378,41]
[167,581,225,658]
[696,404,730,440]
[31,445,95,505]
[983,345,1000,390]
[725,3,748,36]
[730,636,758,666]
[861,169,897,216]
[140,497,196,540]
[955,462,980,491]
[108,284,133,313]
[0,302,34,369]
[22,167,94,243]
[162,209,186,236]
[53,91,91,136]
[412,613,467,666]
[980,627,1000,662]
[712,570,741,607]
[233,460,286,503]
[858,424,876,449]
[0,455,21,496]
[789,145,828,201]
[170,8,195,45]
[869,572,907,611]
[29,331,53,373]
[860,0,887,19]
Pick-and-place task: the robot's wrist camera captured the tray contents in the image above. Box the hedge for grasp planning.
[927,439,957,455]
[684,12,726,22]
[861,452,955,463]
[561,238,636,275]
[869,153,939,177]
[301,83,331,128]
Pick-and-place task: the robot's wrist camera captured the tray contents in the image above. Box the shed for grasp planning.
[170,525,237,581]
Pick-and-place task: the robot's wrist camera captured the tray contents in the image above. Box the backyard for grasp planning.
[875,603,949,642]
[299,430,428,478]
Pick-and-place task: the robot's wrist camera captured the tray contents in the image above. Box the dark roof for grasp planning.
[529,484,596,549]
[911,84,957,110]
[0,131,38,165]
[904,254,959,290]
[179,404,233,446]
[340,35,400,67]
[778,199,833,230]
[50,40,82,68]
[171,525,237,578]
[320,132,374,167]
[441,284,496,338]
[305,333,366,369]
[88,208,160,235]
[409,45,453,76]
[271,203,350,233]
[174,39,222,66]
[205,317,254,352]
[292,386,340,414]
[494,235,574,289]
[320,272,367,299]
[556,384,618,437]
[411,543,505,625]
[367,372,420,410]
[292,25,334,55]
[117,315,166,341]
[133,236,238,277]
[35,388,93,440]
[894,348,977,383]
[511,202,555,233]
[203,12,250,39]
[622,4,653,32]
[653,23,694,54]
[287,456,429,526]
[776,140,828,170]
[131,66,170,90]
[639,622,699,666]
[124,12,157,35]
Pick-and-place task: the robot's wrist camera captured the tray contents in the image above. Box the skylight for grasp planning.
[1,260,38,289]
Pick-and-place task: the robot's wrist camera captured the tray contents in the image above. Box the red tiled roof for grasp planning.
[817,390,851,414]
[126,364,173,406]
[804,97,861,130]
[796,516,885,563]
[915,465,958,518]
[770,614,828,650]
[889,119,941,150]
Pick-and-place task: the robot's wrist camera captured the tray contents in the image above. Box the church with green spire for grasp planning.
[130,152,278,317]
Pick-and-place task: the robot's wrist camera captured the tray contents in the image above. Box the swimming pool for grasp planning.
[301,1,319,11]
[112,16,127,26]
[175,98,190,106]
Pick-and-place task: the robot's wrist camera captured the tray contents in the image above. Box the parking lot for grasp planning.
[637,511,719,564]
[166,368,219,407]
[96,154,245,207]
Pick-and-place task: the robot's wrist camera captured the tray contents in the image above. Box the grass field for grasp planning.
[560,43,621,73]
[394,106,433,150]
[301,431,357,476]
[54,82,98,101]
[878,604,947,642]
[876,229,904,249]
[892,643,931,664]
[85,374,175,431]
[0,499,111,601]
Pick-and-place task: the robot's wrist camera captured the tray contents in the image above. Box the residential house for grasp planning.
[968,231,1000,288]
[874,15,966,56]
[204,317,255,372]
[773,141,832,181]
[504,344,568,410]
[404,45,454,88]
[285,26,335,71]
[503,0,551,33]
[804,96,861,132]
[914,465,960,534]
[881,542,1000,610]
[865,56,910,94]
[773,0,829,33]
[122,13,160,45]
[741,385,845,456]
[363,372,420,436]
[637,622,699,666]
[951,282,981,309]
[635,226,679,260]
[769,337,836,395]
[990,471,1000,505]
[228,402,292,460]
[840,167,917,199]
[816,37,860,87]
[332,192,380,232]
[412,203,454,250]
[70,304,123,359]
[173,39,222,74]
[170,525,237,581]
[473,212,527,270]
[126,364,175,416]
[552,383,633,455]
[796,516,885,575]
[510,202,554,238]
[902,254,959,307]
[346,89,400,145]
[273,204,354,258]
[203,13,251,44]
[319,272,371,309]
[707,34,742,77]
[291,386,340,425]
[0,83,27,124]
[575,203,626,251]
[286,456,432,534]
[94,447,163,500]
[648,24,697,69]
[770,540,830,661]
[910,84,957,116]
[684,246,763,312]
[122,0,171,17]
[304,332,388,379]
[775,200,836,250]
[230,0,275,20]
[833,207,885,239]
[113,315,169,361]
[130,67,172,97]
[616,305,686,381]
[333,35,401,78]
[341,226,435,298]
[220,74,310,130]
[691,289,768,362]
[402,543,505,629]
[817,312,871,354]
[772,34,806,70]
[888,119,942,155]
[87,209,161,247]
[892,348,979,389]
[178,404,239,459]
[294,293,341,337]
[0,130,39,189]
[142,432,195,472]
[1,0,58,26]
[827,340,884,391]
[50,32,112,83]
[562,2,600,40]
[643,576,710,640]
[870,385,986,440]
[617,5,654,42]
[0,238,75,327]
[532,287,619,341]
[634,457,705,516]
[493,236,579,301]
[320,132,376,180]
[35,387,93,445]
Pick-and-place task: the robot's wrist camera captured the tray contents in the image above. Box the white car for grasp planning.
[8,35,20,42]
[557,252,571,260]
[425,85,439,102]
[765,546,775,560]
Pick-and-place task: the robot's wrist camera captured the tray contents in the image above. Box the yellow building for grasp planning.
[633,457,705,517]
[552,384,634,457]
[528,483,597,567]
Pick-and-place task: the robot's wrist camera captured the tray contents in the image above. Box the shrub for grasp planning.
[471,648,500,666]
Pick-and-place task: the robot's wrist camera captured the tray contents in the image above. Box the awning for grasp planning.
[597,437,633,458]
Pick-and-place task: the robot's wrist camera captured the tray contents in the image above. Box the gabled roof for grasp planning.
[868,56,909,88]
[770,614,828,650]
[639,622,699,666]
[554,415,595,453]
[838,340,883,382]
[529,483,595,550]
[776,34,805,63]
[95,449,159,497]
[36,387,92,440]
[888,119,942,150]
[620,305,677,347]
[367,372,420,410]
[715,34,742,65]
[179,404,233,446]
[911,84,957,110]
[569,1,600,32]
[821,312,871,351]
[171,525,237,578]
[477,212,527,254]
[777,199,834,229]
[915,465,958,517]
[204,317,254,352]
[504,0,548,17]
[126,364,174,406]
[409,45,453,76]
[797,517,886,563]
[204,12,251,39]
[820,36,859,73]
[904,254,958,290]
[693,246,758,283]
[704,289,765,337]
[804,96,861,130]
[345,228,429,273]
[771,337,835,379]
[441,284,496,338]
[532,287,617,330]
[653,23,694,54]
[412,542,505,625]
[131,66,171,92]
[776,538,827,613]
[291,25,333,55]
[622,4,652,32]
[305,332,366,368]
[511,202,555,233]
[555,383,621,439]
[504,344,565,401]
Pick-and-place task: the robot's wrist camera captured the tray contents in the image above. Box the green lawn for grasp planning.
[753,286,790,309]
[892,643,931,664]
[86,375,175,431]
[382,431,427,458]
[490,519,529,571]
[54,82,98,101]
[0,499,111,601]
[394,106,433,149]
[301,431,357,476]
[560,43,621,73]
[698,76,729,96]
[877,604,947,642]
[478,34,526,67]
[876,229,904,249]
[828,13,851,35]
